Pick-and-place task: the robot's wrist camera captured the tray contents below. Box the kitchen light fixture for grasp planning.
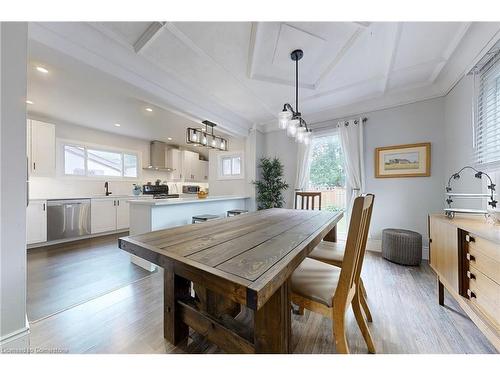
[278,49,311,145]
[26,100,34,105]
[114,123,121,127]
[145,107,153,112]
[167,137,173,141]
[36,66,49,74]
[186,120,228,151]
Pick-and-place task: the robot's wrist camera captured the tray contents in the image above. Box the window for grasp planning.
[217,152,244,179]
[475,50,500,169]
[308,132,347,234]
[63,143,138,178]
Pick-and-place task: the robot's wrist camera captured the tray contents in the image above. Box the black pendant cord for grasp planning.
[295,58,299,114]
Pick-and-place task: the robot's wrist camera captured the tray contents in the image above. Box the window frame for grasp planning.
[474,49,500,170]
[59,139,141,180]
[216,151,244,180]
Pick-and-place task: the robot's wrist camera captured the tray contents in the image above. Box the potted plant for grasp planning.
[253,157,289,210]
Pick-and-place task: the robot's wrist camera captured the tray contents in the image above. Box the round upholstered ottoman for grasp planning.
[382,228,422,266]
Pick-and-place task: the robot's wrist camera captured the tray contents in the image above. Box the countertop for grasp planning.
[431,213,500,244]
[129,195,250,206]
[29,194,193,201]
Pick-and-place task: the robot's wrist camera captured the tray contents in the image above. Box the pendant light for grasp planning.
[186,120,228,151]
[278,49,311,143]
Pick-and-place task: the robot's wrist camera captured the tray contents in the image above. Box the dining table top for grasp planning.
[119,208,343,310]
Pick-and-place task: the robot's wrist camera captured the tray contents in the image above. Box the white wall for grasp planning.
[27,115,208,199]
[261,98,447,257]
[0,22,30,350]
[262,130,298,209]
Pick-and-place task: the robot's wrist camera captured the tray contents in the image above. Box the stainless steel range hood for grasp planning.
[143,140,174,171]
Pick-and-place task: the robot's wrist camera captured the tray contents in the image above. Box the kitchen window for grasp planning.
[217,152,244,179]
[63,143,138,178]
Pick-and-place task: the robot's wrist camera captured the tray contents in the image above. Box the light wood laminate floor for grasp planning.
[29,236,497,354]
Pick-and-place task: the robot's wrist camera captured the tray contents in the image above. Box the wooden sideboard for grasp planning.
[429,214,500,351]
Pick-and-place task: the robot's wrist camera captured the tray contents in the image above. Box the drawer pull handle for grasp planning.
[466,271,476,280]
[465,234,475,243]
[467,289,477,299]
[466,253,475,262]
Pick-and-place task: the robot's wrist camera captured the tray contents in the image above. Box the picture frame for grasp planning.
[375,142,431,178]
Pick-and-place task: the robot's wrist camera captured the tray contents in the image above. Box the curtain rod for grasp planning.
[311,117,368,132]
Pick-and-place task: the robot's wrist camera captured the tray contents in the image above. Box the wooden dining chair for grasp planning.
[291,194,376,354]
[295,191,322,210]
[307,201,375,323]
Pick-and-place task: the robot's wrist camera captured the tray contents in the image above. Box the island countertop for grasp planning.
[128,195,250,206]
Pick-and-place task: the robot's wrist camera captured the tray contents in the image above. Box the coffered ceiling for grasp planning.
[29,22,500,135]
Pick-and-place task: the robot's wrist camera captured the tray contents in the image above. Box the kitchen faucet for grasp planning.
[104,181,112,196]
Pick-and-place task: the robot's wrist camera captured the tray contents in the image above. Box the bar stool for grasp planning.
[192,214,220,224]
[227,209,248,217]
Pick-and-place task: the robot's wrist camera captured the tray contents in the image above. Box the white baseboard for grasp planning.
[0,317,30,353]
[366,238,429,260]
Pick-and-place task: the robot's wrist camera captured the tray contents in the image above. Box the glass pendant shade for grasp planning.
[191,130,198,142]
[295,126,306,143]
[286,119,299,137]
[201,134,207,145]
[303,130,311,145]
[278,110,292,130]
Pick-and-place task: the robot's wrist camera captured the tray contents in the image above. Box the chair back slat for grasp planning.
[335,194,375,304]
[295,192,322,210]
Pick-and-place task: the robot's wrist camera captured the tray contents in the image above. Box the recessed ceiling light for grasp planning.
[145,107,153,112]
[36,66,49,74]
[167,137,172,141]
[26,100,34,105]
[114,123,121,127]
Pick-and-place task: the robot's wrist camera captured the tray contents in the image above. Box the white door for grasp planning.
[27,200,47,244]
[30,120,56,177]
[116,198,130,230]
[91,199,116,234]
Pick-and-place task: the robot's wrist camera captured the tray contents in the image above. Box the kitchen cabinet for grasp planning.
[91,198,130,234]
[91,199,116,234]
[182,150,199,181]
[28,119,56,177]
[198,160,209,181]
[167,148,182,180]
[116,198,130,230]
[27,200,47,244]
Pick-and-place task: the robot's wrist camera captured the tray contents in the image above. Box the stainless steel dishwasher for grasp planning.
[47,199,91,241]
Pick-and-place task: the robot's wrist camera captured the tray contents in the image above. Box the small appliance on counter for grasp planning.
[183,185,200,194]
[142,184,179,199]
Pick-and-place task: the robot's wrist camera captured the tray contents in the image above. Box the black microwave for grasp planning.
[182,185,200,194]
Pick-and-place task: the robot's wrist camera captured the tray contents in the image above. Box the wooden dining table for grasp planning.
[119,208,343,353]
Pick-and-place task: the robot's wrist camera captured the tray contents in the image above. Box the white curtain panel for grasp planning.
[338,118,365,218]
[294,141,312,192]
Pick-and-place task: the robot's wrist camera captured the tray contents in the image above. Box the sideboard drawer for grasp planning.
[468,235,500,263]
[468,265,500,327]
[468,246,500,284]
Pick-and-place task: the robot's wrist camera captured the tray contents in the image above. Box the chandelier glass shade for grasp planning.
[278,49,311,144]
[186,120,228,151]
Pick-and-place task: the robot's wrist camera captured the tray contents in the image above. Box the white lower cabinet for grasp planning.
[27,200,47,244]
[91,198,130,234]
[91,199,116,234]
[116,198,130,230]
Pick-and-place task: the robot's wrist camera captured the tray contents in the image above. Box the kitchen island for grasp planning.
[128,195,250,271]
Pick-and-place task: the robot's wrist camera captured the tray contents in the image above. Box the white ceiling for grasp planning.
[28,22,500,136]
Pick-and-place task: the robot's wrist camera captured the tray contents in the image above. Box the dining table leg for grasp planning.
[164,262,191,345]
[254,279,292,353]
[323,224,337,242]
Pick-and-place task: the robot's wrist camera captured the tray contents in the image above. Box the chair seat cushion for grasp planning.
[291,258,341,307]
[307,241,345,266]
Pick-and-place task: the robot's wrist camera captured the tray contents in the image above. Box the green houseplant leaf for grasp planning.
[253,157,289,210]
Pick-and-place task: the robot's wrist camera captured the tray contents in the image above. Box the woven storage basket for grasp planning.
[382,228,422,266]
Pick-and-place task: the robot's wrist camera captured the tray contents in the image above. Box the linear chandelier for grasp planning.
[278,49,311,144]
[186,120,228,151]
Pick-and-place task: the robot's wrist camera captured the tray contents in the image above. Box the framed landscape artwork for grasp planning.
[375,142,431,178]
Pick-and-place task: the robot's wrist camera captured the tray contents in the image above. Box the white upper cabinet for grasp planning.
[28,119,56,177]
[167,148,182,180]
[27,200,47,244]
[198,160,209,181]
[167,149,208,182]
